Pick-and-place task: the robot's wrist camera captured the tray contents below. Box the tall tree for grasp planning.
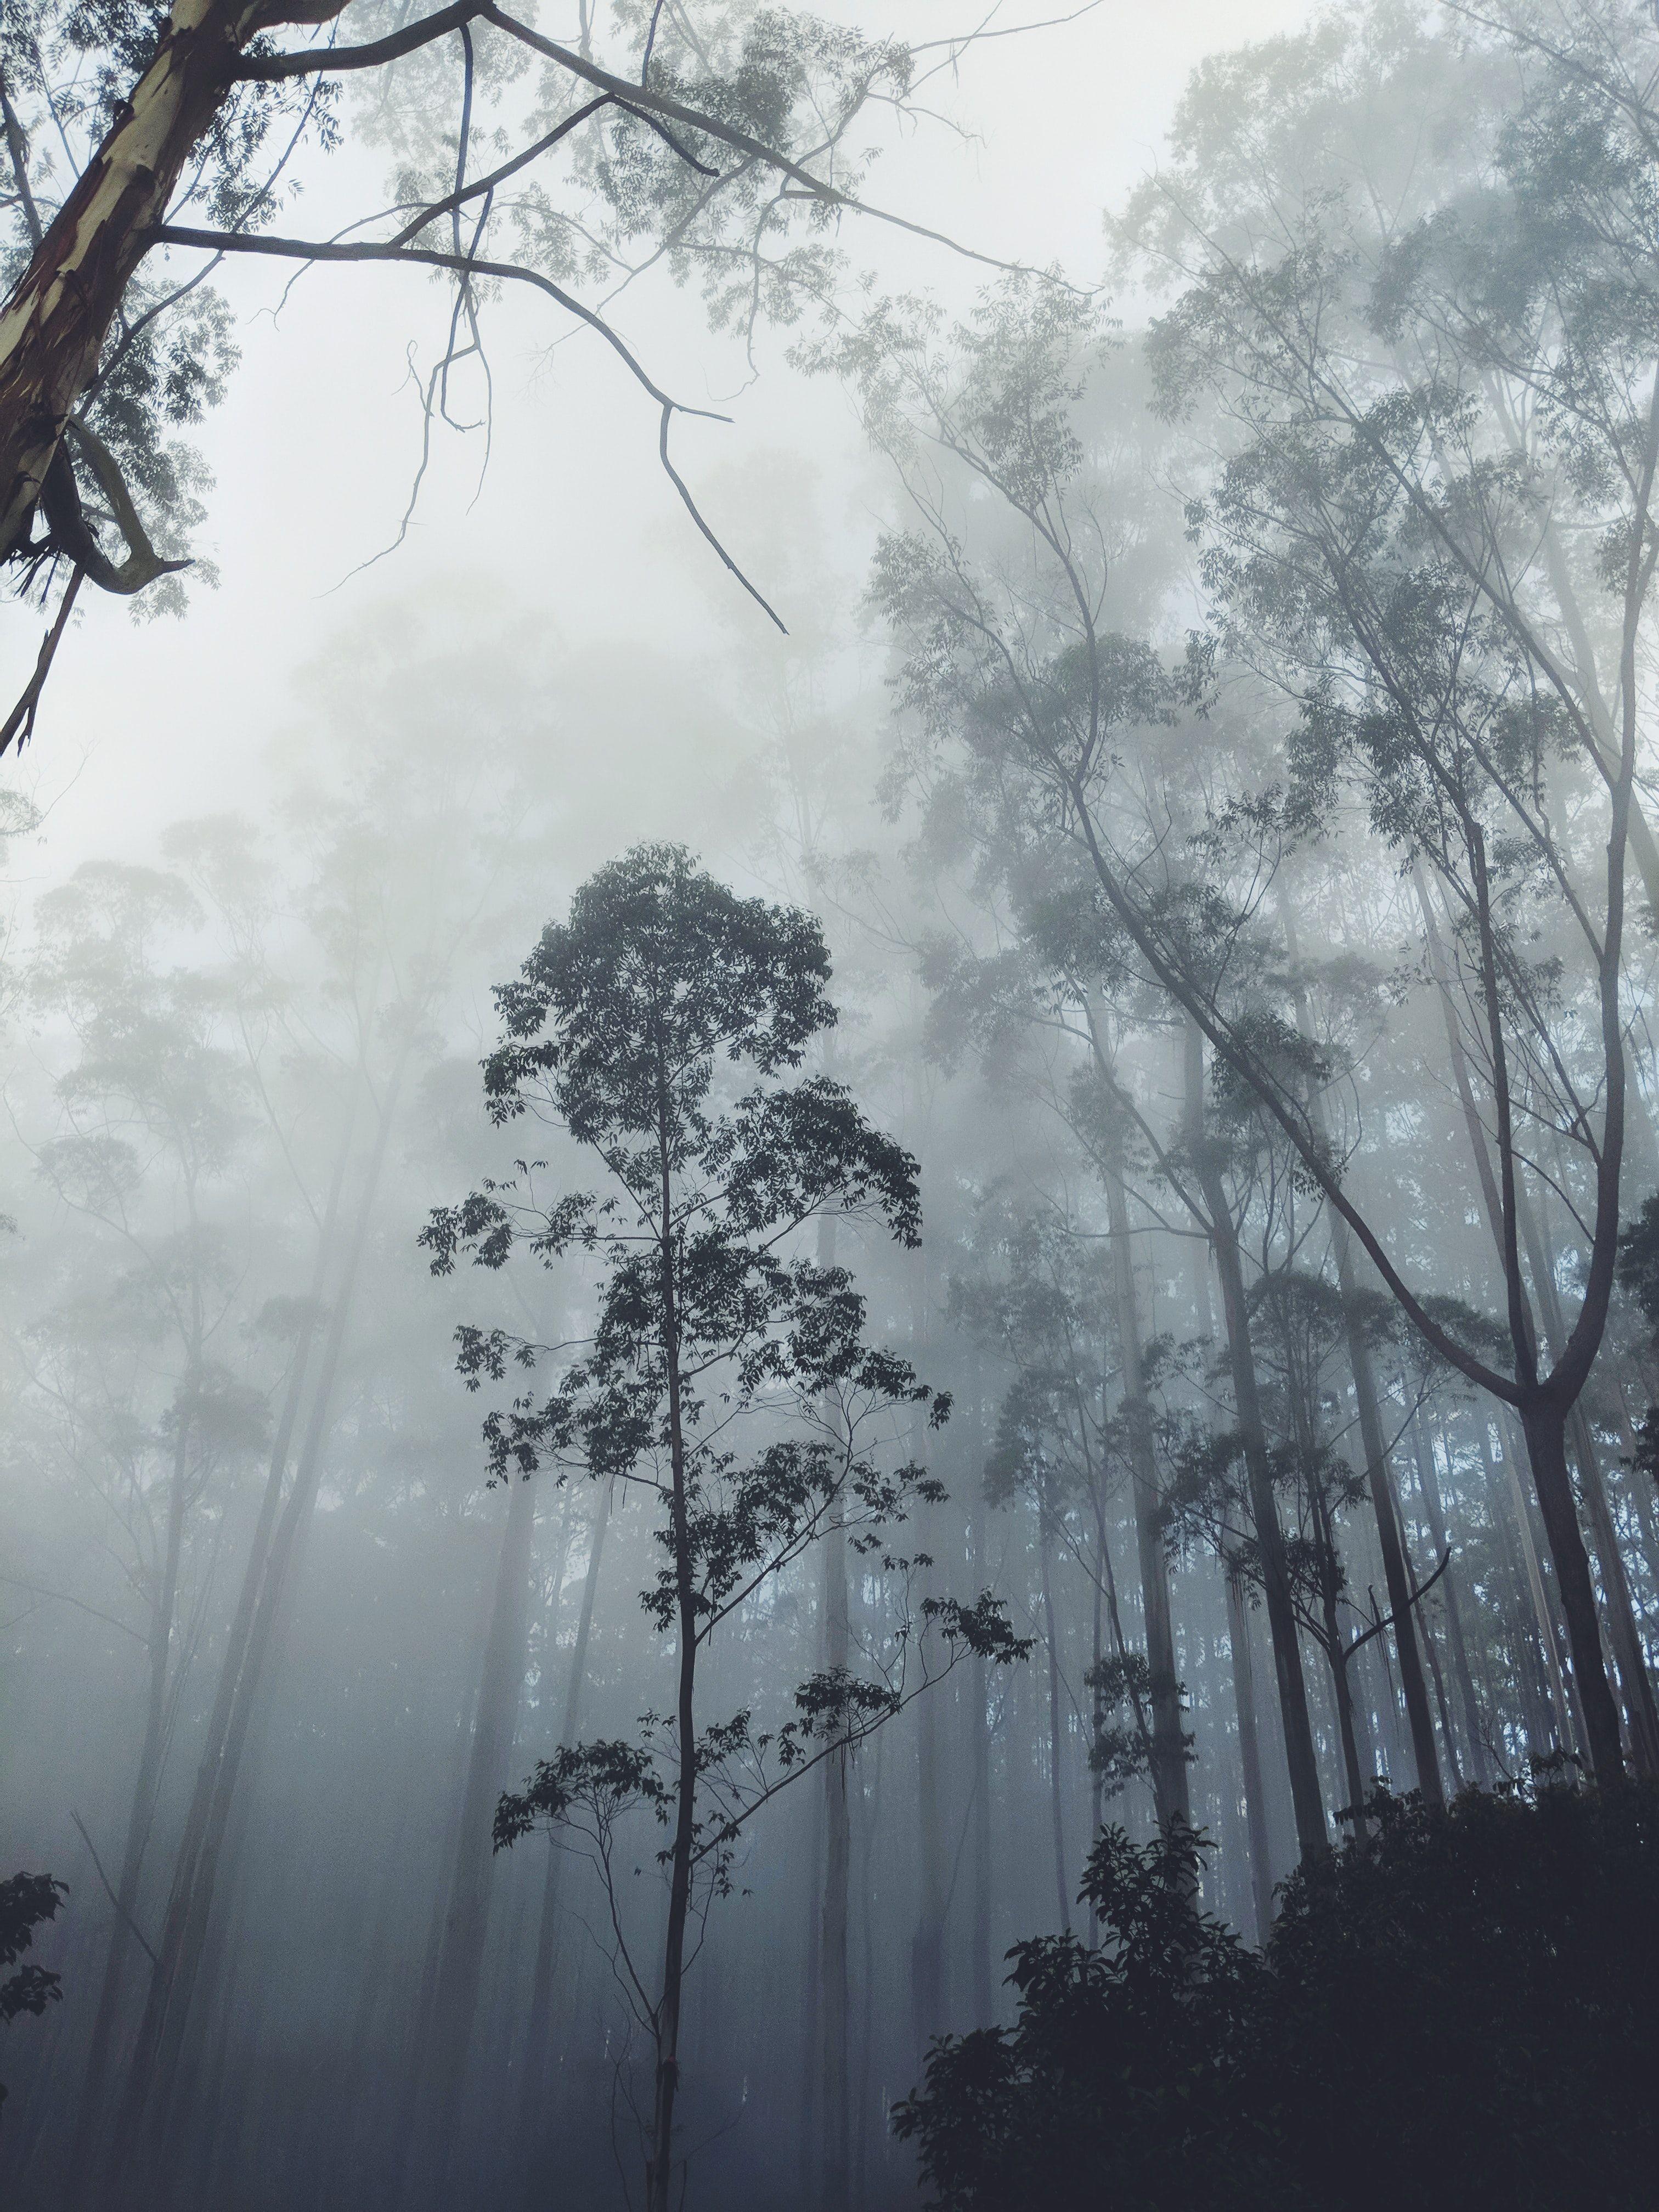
[427,843,1023,2212]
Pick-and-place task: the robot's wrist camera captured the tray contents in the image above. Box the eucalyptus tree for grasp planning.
[15,856,271,2184]
[1111,0,1659,1780]
[952,1189,1194,1875]
[837,0,1659,1777]
[425,843,1022,2212]
[0,0,1042,745]
[97,685,563,2183]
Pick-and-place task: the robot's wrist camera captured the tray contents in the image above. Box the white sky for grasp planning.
[0,0,1313,886]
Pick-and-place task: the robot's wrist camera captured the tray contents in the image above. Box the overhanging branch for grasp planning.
[145,223,787,630]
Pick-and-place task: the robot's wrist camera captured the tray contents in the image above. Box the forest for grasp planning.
[3,1,1659,2207]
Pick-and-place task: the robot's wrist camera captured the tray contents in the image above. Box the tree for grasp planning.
[1111,0,1659,1779]
[952,1193,1192,1864]
[0,1871,66,2125]
[896,1776,1659,2212]
[14,856,271,2193]
[839,3,1659,1771]
[425,842,1023,2212]
[0,0,1034,746]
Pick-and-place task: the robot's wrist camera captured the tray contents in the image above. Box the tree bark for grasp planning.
[1223,1564,1275,1942]
[1521,1400,1626,1781]
[0,0,346,563]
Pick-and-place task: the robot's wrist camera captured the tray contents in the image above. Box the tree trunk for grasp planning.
[518,1483,609,2192]
[819,1505,851,2212]
[108,1055,403,2170]
[1224,1564,1274,1942]
[1282,926,1442,1808]
[648,1122,695,2212]
[0,0,338,561]
[1516,1182,1659,1772]
[1102,1146,1190,1831]
[1570,1400,1659,1773]
[909,1259,947,2056]
[1307,1492,1369,1835]
[402,1465,539,2203]
[1414,870,1630,1780]
[968,1506,993,2017]
[1520,1399,1626,1781]
[1184,1019,1327,1861]
[66,1402,192,2200]
[1485,1420,1575,1759]
[910,1630,946,2051]
[1336,1270,1443,1808]
[1411,1420,1491,1787]
[1037,1510,1069,1931]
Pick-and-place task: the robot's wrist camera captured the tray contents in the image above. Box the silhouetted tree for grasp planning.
[427,843,1024,2212]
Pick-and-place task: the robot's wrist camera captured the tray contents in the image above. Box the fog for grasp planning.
[6,5,1659,2210]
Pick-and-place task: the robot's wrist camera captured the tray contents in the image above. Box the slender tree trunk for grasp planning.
[820,1505,851,2212]
[910,1637,946,2050]
[1411,1419,1491,1787]
[813,1206,851,2211]
[402,1465,539,2203]
[968,1508,994,2015]
[1102,1144,1190,1831]
[102,1101,353,2178]
[799,1723,823,2204]
[66,1404,192,2199]
[1184,1019,1327,1861]
[1338,1274,1443,1808]
[518,1484,609,2192]
[1309,1508,1368,1833]
[909,1259,946,2056]
[110,1056,405,2170]
[1485,1421,1575,1759]
[1414,871,1629,1780]
[1521,1400,1626,1781]
[1087,1550,1103,1949]
[1283,929,1442,1808]
[854,1731,883,2210]
[648,1115,695,2212]
[1037,1510,1069,1931]
[1569,1399,1659,1772]
[1419,1610,1462,1790]
[1516,1182,1659,1771]
[1224,1565,1274,1942]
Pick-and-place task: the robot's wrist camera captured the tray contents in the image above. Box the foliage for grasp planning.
[434,844,1024,2198]
[896,1778,1659,2211]
[0,1870,66,2121]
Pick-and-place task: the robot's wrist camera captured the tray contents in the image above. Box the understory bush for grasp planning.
[895,1778,1659,2210]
